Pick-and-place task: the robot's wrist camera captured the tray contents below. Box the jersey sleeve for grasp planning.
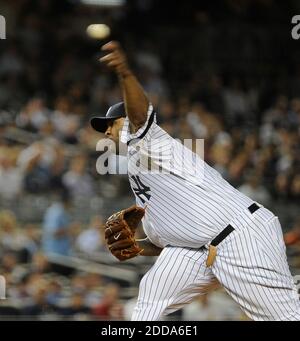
[120,103,157,145]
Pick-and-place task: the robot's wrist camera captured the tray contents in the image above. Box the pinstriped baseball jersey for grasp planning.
[120,104,253,249]
[131,207,300,321]
[119,104,300,321]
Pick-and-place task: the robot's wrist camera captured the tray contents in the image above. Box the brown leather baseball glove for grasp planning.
[104,205,145,261]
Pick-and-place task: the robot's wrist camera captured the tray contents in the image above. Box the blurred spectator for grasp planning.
[275,172,289,199]
[0,148,23,200]
[51,96,80,144]
[261,95,289,132]
[210,133,232,178]
[238,172,271,207]
[284,219,300,247]
[92,283,124,320]
[71,273,88,294]
[182,290,245,321]
[223,78,248,125]
[30,252,51,274]
[0,210,37,262]
[41,191,72,256]
[1,252,19,273]
[291,174,300,200]
[16,98,49,132]
[22,286,55,316]
[17,138,65,193]
[62,154,94,199]
[75,215,106,254]
[59,293,91,317]
[84,273,103,308]
[45,279,63,307]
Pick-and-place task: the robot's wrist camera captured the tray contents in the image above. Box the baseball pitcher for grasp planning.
[90,41,300,321]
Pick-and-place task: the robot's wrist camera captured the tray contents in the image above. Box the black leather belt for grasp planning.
[206,203,260,267]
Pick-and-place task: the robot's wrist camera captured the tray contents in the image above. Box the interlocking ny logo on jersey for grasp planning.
[131,175,151,203]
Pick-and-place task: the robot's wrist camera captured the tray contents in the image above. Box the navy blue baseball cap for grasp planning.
[90,102,126,133]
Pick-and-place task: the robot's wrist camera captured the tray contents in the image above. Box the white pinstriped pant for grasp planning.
[132,207,300,321]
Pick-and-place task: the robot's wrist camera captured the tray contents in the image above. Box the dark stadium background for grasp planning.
[0,0,299,320]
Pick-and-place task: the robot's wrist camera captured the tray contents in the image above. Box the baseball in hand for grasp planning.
[86,24,111,40]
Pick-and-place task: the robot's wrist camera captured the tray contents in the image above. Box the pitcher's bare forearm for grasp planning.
[100,41,149,131]
[119,72,149,132]
[137,238,162,257]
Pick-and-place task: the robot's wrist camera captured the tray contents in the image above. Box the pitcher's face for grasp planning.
[104,117,125,143]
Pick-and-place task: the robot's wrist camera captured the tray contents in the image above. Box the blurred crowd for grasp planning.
[0,208,247,320]
[0,0,299,320]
